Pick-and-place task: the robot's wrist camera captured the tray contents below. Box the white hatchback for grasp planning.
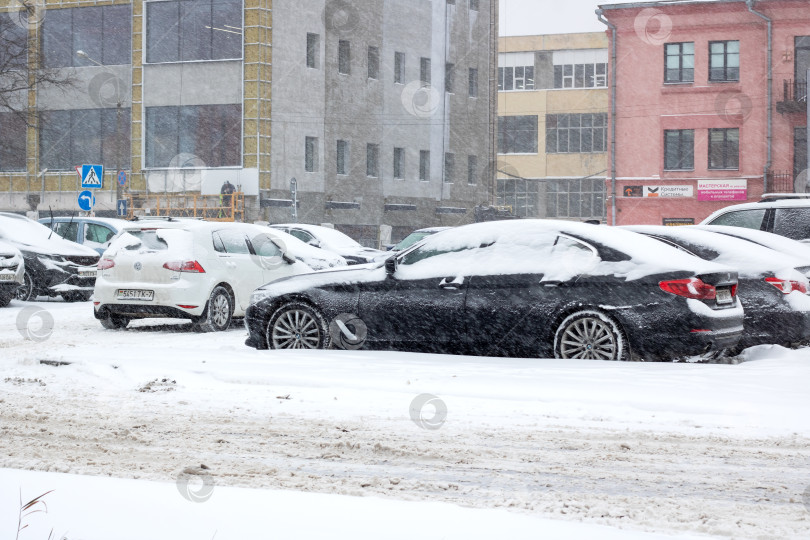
[93,219,310,331]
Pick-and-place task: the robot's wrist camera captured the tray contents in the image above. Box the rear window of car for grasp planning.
[707,208,766,229]
[773,207,810,241]
[122,230,169,250]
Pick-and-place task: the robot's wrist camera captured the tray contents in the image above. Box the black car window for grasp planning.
[707,208,766,229]
[55,221,79,241]
[399,244,470,266]
[215,229,251,254]
[773,208,810,241]
[648,235,719,260]
[85,223,115,244]
[249,233,283,257]
[290,229,315,244]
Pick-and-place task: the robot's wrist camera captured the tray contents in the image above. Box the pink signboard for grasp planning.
[697,180,747,201]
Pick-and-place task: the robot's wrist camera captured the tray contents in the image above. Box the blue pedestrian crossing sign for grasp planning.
[81,164,103,189]
[78,190,96,211]
[117,199,128,217]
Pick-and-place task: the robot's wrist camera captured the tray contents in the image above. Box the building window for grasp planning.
[41,109,132,170]
[145,0,241,64]
[470,0,479,11]
[0,113,26,171]
[336,139,349,175]
[305,136,318,172]
[467,155,477,185]
[708,128,739,169]
[420,57,431,85]
[545,178,606,220]
[394,52,405,84]
[498,52,534,91]
[545,113,606,154]
[144,104,240,168]
[338,40,351,74]
[709,40,740,82]
[468,68,478,97]
[551,49,608,89]
[499,116,538,154]
[366,143,379,177]
[1,21,28,71]
[368,46,379,79]
[444,153,455,183]
[445,63,455,93]
[419,150,430,181]
[306,33,320,69]
[44,4,131,68]
[664,129,694,170]
[665,42,694,83]
[393,147,404,179]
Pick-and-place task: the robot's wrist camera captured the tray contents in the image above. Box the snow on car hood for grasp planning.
[252,263,387,301]
[0,215,99,257]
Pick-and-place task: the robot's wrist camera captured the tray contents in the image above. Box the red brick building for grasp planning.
[598,0,810,225]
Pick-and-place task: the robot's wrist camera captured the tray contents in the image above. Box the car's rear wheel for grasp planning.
[100,312,130,330]
[195,286,233,332]
[554,310,628,361]
[266,301,329,350]
[15,274,34,302]
[61,291,92,302]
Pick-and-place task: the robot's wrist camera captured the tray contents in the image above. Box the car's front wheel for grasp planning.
[266,301,329,350]
[554,310,628,361]
[15,273,34,302]
[195,286,233,332]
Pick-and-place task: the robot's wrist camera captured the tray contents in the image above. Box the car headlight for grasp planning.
[0,254,20,268]
[250,289,274,305]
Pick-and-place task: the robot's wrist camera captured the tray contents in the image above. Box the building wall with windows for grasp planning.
[496,32,609,221]
[601,0,810,225]
[0,0,494,242]
[268,0,495,243]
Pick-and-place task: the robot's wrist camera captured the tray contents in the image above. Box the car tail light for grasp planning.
[659,278,716,300]
[731,284,738,297]
[98,258,115,270]
[765,277,808,294]
[163,260,206,273]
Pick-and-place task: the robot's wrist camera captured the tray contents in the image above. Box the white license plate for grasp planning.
[79,269,97,278]
[716,288,733,304]
[0,273,14,281]
[117,289,154,301]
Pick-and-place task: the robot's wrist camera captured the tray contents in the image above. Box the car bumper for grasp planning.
[94,279,207,319]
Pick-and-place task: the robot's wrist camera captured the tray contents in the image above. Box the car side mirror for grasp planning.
[308,239,321,248]
[385,256,397,275]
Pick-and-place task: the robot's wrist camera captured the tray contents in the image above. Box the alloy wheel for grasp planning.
[558,316,618,360]
[271,308,321,349]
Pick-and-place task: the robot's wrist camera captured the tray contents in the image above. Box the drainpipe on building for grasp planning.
[596,9,617,225]
[746,0,772,193]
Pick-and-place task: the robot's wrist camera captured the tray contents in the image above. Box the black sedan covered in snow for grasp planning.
[0,212,100,302]
[245,220,743,361]
[625,225,810,350]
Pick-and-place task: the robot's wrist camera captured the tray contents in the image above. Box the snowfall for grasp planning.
[1,299,809,540]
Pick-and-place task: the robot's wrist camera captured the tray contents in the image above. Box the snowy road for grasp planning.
[1,300,810,539]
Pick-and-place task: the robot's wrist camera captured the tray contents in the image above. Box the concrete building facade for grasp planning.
[599,0,810,226]
[497,32,609,222]
[0,0,497,246]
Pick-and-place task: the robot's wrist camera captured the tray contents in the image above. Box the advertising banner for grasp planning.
[697,179,747,201]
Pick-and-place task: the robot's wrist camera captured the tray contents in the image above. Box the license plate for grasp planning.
[79,269,97,278]
[716,288,733,305]
[117,289,154,301]
[0,273,14,281]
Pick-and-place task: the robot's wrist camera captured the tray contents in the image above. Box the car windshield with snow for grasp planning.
[0,212,100,302]
[245,220,743,361]
[625,225,810,351]
[93,219,311,331]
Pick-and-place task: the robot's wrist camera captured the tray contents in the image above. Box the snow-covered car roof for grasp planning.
[701,198,810,223]
[694,225,810,262]
[0,213,99,256]
[624,225,808,278]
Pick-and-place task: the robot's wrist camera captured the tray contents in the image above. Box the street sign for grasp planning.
[117,170,127,187]
[81,164,103,189]
[117,199,128,217]
[78,190,96,211]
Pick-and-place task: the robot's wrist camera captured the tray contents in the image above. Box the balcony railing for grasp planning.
[766,171,796,193]
[777,80,807,114]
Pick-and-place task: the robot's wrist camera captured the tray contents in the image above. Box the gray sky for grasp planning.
[499,0,634,36]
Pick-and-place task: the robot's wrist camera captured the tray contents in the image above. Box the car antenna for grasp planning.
[47,206,54,239]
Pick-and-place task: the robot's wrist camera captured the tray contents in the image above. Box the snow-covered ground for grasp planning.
[1,299,809,539]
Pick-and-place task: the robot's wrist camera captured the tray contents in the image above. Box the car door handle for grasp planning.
[439,277,463,289]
